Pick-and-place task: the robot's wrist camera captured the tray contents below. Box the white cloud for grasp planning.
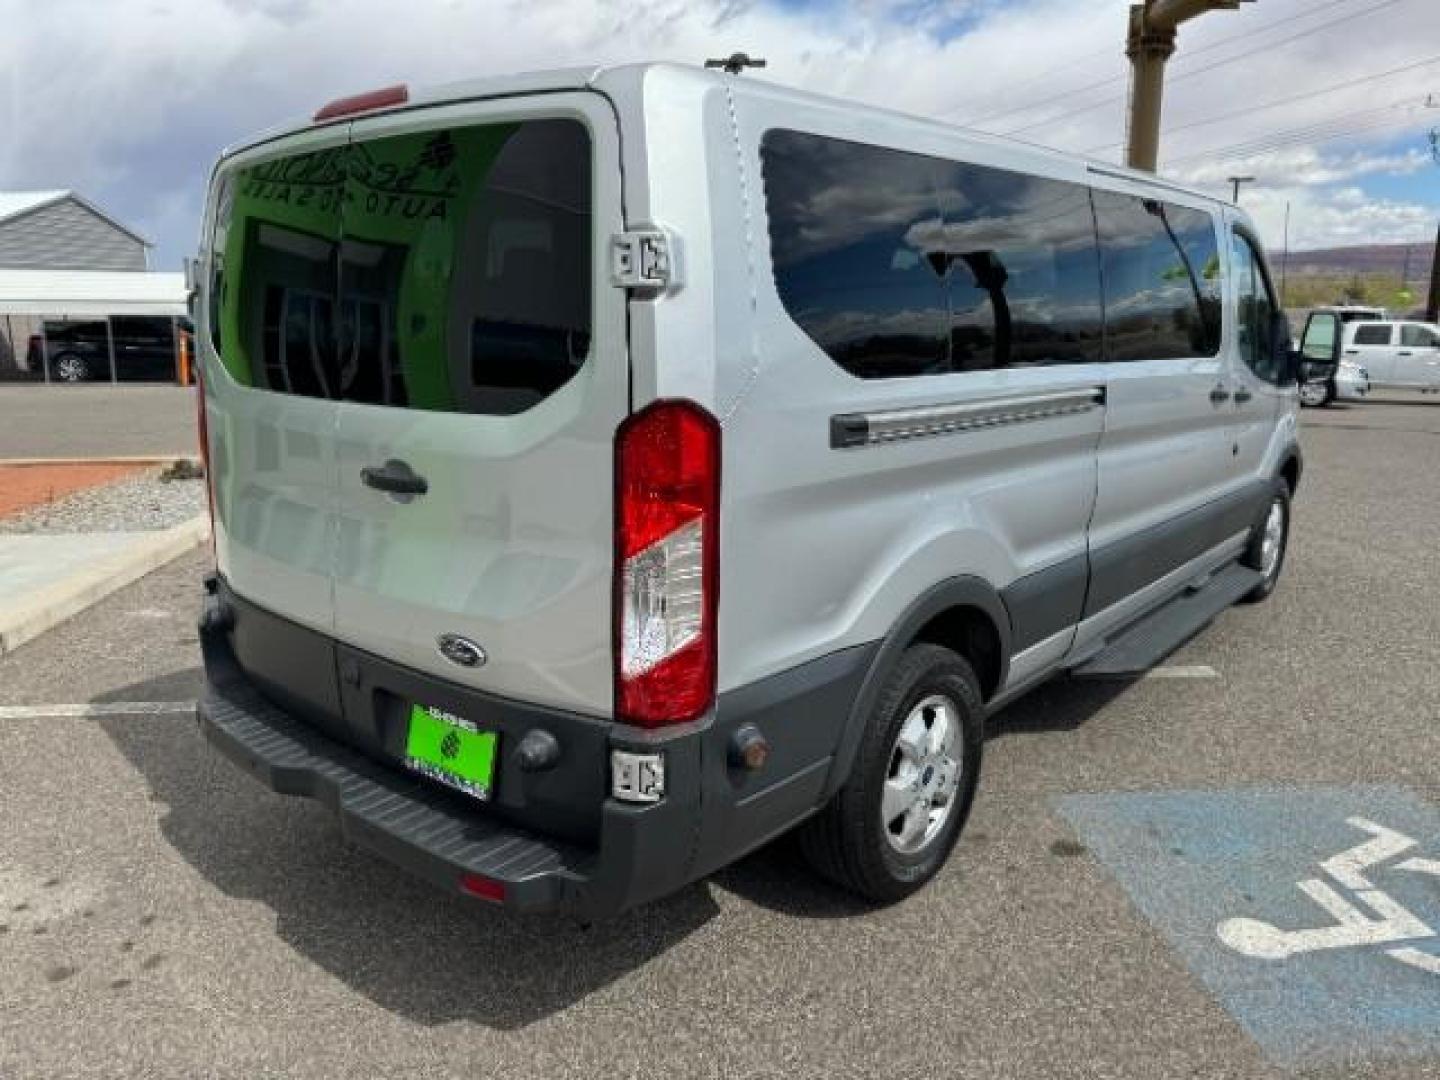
[0,0,1435,265]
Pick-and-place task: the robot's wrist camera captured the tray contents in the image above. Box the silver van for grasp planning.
[193,63,1303,917]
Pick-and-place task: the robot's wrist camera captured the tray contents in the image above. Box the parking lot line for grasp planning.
[1086,664,1221,681]
[0,701,193,720]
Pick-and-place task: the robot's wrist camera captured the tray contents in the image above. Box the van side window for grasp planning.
[759,132,950,378]
[1092,192,1222,361]
[1353,324,1393,346]
[759,129,1103,377]
[934,162,1103,369]
[1231,233,1280,383]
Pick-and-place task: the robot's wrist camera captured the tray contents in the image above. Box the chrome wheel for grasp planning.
[881,693,962,855]
[1260,498,1285,579]
[53,353,88,382]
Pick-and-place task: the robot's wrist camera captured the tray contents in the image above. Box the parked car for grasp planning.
[193,63,1304,917]
[26,317,181,383]
[1341,320,1440,394]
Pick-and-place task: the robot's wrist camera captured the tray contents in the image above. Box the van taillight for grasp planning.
[614,400,720,728]
[195,367,217,552]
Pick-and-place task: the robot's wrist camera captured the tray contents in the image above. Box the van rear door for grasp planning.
[330,93,626,717]
[204,124,349,642]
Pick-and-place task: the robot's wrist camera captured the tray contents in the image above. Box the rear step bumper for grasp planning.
[195,579,872,919]
[198,678,599,914]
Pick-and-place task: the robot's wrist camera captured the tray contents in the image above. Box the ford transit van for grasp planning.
[194,63,1303,917]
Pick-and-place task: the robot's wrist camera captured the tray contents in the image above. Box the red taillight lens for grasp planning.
[458,873,506,903]
[614,400,721,728]
[313,84,409,122]
[195,367,217,553]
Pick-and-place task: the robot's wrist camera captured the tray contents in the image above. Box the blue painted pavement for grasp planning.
[1055,786,1440,1068]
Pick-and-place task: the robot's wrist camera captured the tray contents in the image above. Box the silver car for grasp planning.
[192,63,1303,916]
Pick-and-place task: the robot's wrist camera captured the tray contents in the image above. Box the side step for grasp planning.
[1071,562,1261,679]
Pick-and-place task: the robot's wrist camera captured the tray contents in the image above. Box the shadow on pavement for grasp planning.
[94,670,719,1030]
[714,674,1132,919]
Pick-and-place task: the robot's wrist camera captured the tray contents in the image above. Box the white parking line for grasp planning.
[0,701,194,720]
[1088,664,1221,682]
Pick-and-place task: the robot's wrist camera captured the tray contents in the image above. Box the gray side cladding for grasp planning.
[0,198,147,270]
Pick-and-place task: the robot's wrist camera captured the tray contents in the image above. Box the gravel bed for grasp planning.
[0,468,206,534]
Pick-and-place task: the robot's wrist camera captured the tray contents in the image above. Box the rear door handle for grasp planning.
[361,459,428,496]
[1233,387,1253,404]
[1398,351,1413,357]
[1209,386,1231,405]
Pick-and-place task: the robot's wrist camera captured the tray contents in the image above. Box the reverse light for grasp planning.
[313,84,409,122]
[614,400,721,728]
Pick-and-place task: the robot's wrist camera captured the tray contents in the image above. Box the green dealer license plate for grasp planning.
[404,704,498,801]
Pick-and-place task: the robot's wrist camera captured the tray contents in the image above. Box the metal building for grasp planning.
[0,190,189,384]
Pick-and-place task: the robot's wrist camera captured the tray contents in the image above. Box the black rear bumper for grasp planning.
[197,578,875,918]
[198,676,597,913]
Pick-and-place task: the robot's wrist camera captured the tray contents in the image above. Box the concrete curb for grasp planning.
[0,516,209,657]
[0,455,201,467]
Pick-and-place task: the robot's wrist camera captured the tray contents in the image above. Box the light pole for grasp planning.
[1126,0,1255,172]
[1228,175,1255,203]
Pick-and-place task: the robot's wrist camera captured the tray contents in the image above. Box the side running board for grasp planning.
[1070,562,1261,679]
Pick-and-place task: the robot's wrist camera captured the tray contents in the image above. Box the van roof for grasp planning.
[224,60,1230,209]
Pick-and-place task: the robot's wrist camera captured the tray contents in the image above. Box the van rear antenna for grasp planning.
[705,53,767,75]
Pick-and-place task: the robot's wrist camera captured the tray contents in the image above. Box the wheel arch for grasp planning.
[821,576,1010,802]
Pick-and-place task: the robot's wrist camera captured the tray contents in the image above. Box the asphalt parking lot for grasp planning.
[0,393,1437,1079]
[0,386,198,459]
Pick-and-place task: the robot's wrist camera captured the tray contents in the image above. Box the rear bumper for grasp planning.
[197,580,874,918]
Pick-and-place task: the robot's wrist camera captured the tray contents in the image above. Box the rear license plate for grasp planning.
[404,704,497,801]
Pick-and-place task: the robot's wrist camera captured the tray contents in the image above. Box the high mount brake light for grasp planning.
[313,84,409,122]
[614,400,721,729]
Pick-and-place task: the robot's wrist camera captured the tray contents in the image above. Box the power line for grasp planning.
[955,0,1362,128]
[995,0,1408,137]
[1084,51,1440,153]
[1160,96,1437,167]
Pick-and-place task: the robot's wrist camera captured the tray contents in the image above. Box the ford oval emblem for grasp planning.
[437,634,486,669]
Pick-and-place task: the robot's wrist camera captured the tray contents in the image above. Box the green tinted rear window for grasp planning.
[207,119,592,416]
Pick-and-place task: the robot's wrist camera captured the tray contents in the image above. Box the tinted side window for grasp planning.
[761,131,949,378]
[1353,324,1392,346]
[934,163,1103,368]
[759,130,1103,377]
[1093,192,1221,361]
[1231,234,1279,383]
[1401,324,1439,348]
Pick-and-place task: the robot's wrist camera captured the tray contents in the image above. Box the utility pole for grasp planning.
[1126,0,1255,172]
[1228,175,1255,203]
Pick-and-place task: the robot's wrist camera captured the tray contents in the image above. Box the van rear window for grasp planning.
[207,119,592,415]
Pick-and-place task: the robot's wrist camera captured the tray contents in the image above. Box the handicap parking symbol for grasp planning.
[1056,787,1440,1067]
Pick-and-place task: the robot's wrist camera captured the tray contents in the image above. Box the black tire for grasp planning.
[1239,477,1291,603]
[799,643,984,903]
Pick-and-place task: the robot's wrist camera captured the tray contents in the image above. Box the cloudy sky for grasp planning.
[1,0,1436,269]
